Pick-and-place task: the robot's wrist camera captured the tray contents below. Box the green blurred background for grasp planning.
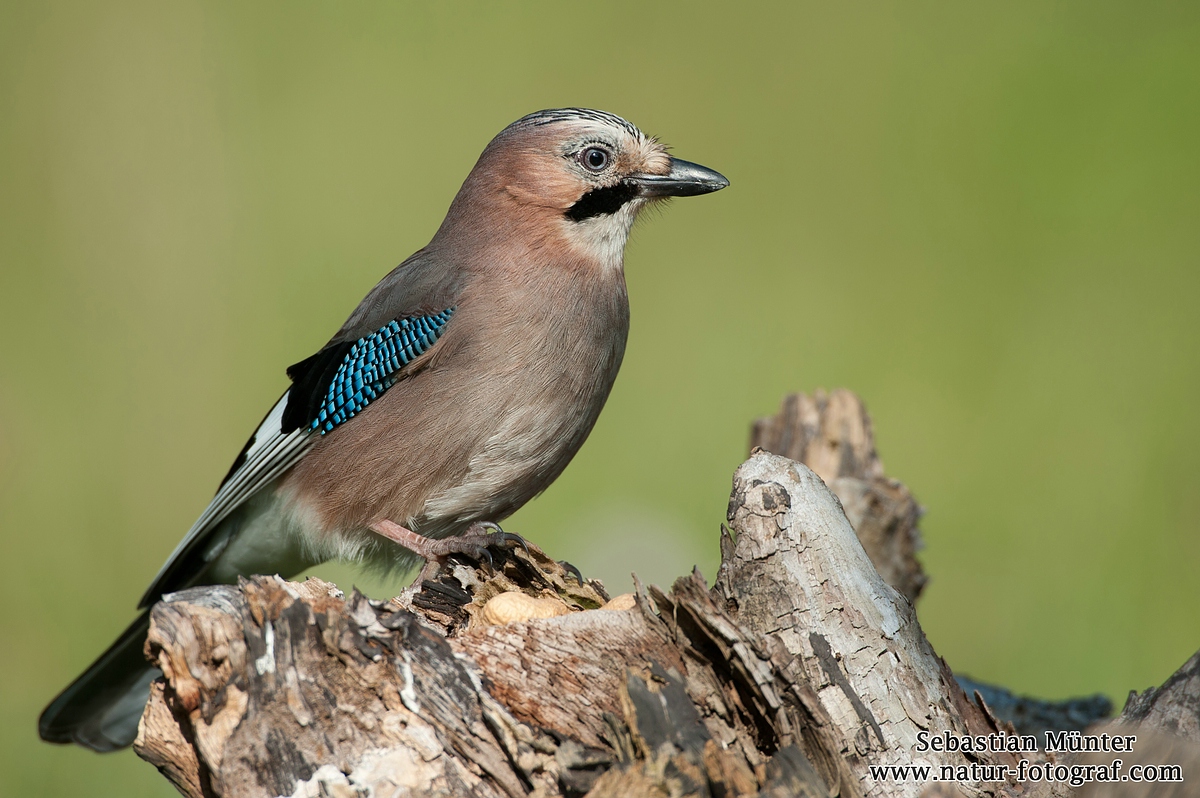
[2,2,1198,794]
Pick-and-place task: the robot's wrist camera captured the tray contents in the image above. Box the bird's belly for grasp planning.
[416,387,601,534]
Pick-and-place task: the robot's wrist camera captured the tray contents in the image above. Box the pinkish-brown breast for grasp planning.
[279,243,630,560]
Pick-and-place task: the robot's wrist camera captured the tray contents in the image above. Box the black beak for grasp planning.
[631,157,729,198]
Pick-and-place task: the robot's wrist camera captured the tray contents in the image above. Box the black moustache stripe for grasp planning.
[565,182,640,222]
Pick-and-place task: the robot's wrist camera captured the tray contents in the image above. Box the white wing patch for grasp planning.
[140,392,315,606]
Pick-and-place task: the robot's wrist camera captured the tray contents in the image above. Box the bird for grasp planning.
[39,107,728,752]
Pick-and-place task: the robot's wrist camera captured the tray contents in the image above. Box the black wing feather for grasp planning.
[281,342,354,434]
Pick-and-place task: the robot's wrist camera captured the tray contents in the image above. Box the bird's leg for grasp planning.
[370,519,527,582]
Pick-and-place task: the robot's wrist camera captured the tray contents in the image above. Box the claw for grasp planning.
[557,560,583,583]
[500,531,530,556]
[466,522,529,554]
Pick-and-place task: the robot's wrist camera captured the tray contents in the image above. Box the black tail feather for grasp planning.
[39,611,159,752]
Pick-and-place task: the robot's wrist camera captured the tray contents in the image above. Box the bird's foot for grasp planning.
[370,519,527,583]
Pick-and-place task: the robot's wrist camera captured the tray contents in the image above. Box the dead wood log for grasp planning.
[750,389,927,604]
[132,454,1026,798]
[751,391,1112,744]
[130,391,1200,798]
[713,454,1042,798]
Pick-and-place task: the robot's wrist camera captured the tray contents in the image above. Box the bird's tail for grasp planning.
[39,610,160,752]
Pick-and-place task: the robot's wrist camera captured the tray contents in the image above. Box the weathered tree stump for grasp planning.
[750,388,927,604]
[131,391,1200,798]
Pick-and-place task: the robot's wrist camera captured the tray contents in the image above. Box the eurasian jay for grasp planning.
[39,108,728,751]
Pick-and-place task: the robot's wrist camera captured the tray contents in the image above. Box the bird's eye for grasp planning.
[579,146,611,173]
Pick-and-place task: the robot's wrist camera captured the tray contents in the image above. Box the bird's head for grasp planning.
[438,108,728,270]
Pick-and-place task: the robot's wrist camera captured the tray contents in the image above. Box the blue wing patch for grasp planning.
[312,308,455,433]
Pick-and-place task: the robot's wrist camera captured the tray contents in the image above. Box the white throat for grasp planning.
[561,199,644,273]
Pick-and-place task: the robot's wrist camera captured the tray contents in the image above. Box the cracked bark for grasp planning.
[131,390,1199,798]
